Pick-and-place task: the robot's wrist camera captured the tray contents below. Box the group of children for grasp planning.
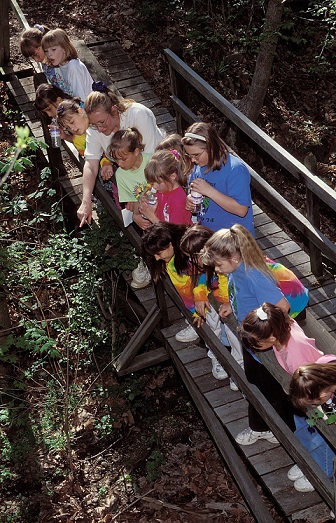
[21,22,336,498]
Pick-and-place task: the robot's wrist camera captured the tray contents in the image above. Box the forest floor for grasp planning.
[1,0,336,522]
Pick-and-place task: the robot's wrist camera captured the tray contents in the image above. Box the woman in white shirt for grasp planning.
[77,81,165,226]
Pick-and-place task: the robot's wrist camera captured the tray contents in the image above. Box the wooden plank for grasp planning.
[308,283,336,304]
[74,40,118,93]
[165,339,278,523]
[185,357,212,378]
[214,398,248,424]
[204,386,241,408]
[177,345,207,364]
[9,0,30,30]
[250,447,293,475]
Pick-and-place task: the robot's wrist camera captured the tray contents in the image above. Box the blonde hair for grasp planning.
[108,127,144,159]
[201,224,274,279]
[181,122,229,174]
[84,88,134,116]
[42,28,78,61]
[144,149,186,187]
[20,25,50,58]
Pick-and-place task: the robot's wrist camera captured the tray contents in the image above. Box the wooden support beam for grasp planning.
[74,40,119,95]
[114,304,162,373]
[0,0,10,66]
[117,347,169,376]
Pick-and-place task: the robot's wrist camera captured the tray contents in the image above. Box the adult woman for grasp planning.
[77,81,165,226]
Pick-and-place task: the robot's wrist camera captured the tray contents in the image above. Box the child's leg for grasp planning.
[221,323,244,367]
[205,307,227,380]
[244,348,295,433]
[294,415,335,479]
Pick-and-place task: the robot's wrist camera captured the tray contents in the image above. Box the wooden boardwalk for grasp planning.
[3,35,336,523]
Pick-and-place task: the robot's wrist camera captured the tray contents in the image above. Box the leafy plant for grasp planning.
[146,450,165,482]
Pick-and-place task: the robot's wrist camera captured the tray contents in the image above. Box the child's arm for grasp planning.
[132,202,153,229]
[191,178,248,217]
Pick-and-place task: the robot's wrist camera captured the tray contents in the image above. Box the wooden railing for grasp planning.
[164,49,336,278]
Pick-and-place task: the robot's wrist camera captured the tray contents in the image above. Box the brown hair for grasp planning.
[34,83,71,114]
[201,224,274,280]
[108,127,144,159]
[42,28,78,61]
[20,25,50,58]
[141,222,189,283]
[181,122,229,174]
[239,302,293,350]
[289,361,336,411]
[144,149,186,188]
[180,225,215,288]
[56,97,85,128]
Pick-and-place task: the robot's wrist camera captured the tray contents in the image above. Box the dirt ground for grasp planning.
[2,1,336,522]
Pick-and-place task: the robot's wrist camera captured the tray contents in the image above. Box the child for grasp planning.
[139,149,192,225]
[56,97,89,156]
[108,127,152,228]
[290,356,336,412]
[78,82,164,228]
[201,224,296,445]
[42,28,93,101]
[240,304,335,492]
[180,225,244,386]
[141,222,200,343]
[34,83,72,119]
[181,122,254,235]
[19,24,64,89]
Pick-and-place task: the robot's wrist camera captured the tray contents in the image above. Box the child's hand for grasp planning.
[139,195,158,221]
[190,178,211,196]
[100,162,114,180]
[218,303,233,318]
[195,300,210,318]
[126,202,135,212]
[193,315,204,328]
[133,213,152,230]
[185,194,196,211]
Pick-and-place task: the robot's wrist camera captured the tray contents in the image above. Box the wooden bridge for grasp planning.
[2,2,336,521]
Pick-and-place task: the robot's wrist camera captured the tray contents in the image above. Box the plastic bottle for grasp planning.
[146,188,157,206]
[50,118,61,148]
[190,189,203,213]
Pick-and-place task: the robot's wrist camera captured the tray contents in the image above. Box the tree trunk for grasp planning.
[238,0,284,122]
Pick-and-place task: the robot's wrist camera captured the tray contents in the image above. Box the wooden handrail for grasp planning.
[165,48,336,277]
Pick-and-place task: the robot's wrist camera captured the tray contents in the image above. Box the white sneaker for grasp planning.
[212,359,228,380]
[294,475,314,492]
[287,464,304,481]
[229,378,239,391]
[130,261,151,289]
[235,427,278,445]
[175,325,199,343]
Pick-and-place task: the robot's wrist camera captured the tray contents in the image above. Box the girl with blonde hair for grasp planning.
[20,24,64,89]
[42,28,93,101]
[201,224,295,445]
[139,149,191,225]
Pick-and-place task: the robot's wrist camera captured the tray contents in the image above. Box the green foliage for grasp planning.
[146,450,165,482]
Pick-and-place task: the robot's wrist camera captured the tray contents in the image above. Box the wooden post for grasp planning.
[0,0,10,66]
[306,187,323,277]
[165,43,189,135]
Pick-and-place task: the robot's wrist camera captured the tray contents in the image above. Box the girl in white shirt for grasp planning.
[42,28,93,102]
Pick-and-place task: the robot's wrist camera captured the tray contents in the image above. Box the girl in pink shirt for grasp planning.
[139,149,192,225]
[240,302,334,492]
[239,302,322,375]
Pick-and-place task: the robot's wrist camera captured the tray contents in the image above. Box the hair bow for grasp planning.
[169,149,180,160]
[92,81,108,93]
[33,24,45,34]
[256,307,268,321]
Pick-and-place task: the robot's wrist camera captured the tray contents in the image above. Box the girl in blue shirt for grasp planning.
[201,224,296,445]
[181,122,254,235]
